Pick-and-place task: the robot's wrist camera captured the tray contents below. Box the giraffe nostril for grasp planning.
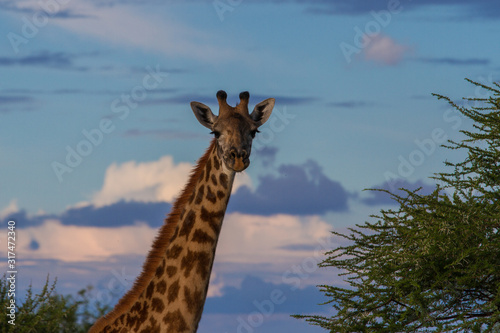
[241,150,248,159]
[230,149,237,159]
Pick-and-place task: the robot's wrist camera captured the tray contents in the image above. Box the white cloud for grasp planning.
[233,173,253,195]
[0,199,19,220]
[217,213,333,265]
[91,156,192,206]
[89,155,252,207]
[206,271,225,297]
[362,34,411,66]
[13,219,155,262]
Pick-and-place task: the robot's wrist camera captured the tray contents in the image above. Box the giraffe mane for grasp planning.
[89,139,216,332]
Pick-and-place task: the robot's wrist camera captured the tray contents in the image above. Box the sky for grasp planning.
[0,0,499,332]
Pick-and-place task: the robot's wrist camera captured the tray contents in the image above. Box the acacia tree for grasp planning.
[0,276,108,333]
[296,80,500,332]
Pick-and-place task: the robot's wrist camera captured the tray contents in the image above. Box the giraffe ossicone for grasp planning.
[89,91,275,333]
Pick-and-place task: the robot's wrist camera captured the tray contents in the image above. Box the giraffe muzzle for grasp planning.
[228,148,249,172]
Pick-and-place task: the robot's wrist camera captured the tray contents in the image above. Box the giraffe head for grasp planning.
[191,90,275,172]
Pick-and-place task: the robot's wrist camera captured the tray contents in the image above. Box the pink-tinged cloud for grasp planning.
[362,34,411,66]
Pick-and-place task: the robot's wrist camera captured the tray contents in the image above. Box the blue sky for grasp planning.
[1,0,499,332]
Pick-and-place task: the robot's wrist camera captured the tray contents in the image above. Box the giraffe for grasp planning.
[89,90,275,333]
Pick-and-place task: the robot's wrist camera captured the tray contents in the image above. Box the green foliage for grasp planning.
[0,275,108,333]
[295,79,500,332]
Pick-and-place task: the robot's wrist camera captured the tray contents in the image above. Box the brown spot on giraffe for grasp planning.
[213,155,220,170]
[156,280,167,294]
[180,249,211,280]
[217,190,225,200]
[163,309,188,332]
[167,279,180,304]
[167,244,183,260]
[183,286,203,314]
[219,173,228,189]
[151,297,165,314]
[179,210,196,239]
[169,225,179,242]
[191,229,215,244]
[188,189,196,204]
[155,259,165,279]
[130,301,142,313]
[146,281,155,299]
[201,206,225,234]
[194,185,204,205]
[88,91,275,333]
[206,185,217,204]
[179,208,186,221]
[166,266,177,278]
[205,159,212,182]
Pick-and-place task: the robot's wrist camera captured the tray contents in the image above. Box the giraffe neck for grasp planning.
[89,140,235,333]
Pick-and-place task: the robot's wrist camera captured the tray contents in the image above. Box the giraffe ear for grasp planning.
[250,98,275,127]
[191,102,218,130]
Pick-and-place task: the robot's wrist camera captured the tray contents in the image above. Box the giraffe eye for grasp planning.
[211,131,221,139]
[250,129,260,138]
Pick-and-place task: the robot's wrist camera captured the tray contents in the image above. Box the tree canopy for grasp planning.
[295,79,500,332]
[0,276,107,333]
